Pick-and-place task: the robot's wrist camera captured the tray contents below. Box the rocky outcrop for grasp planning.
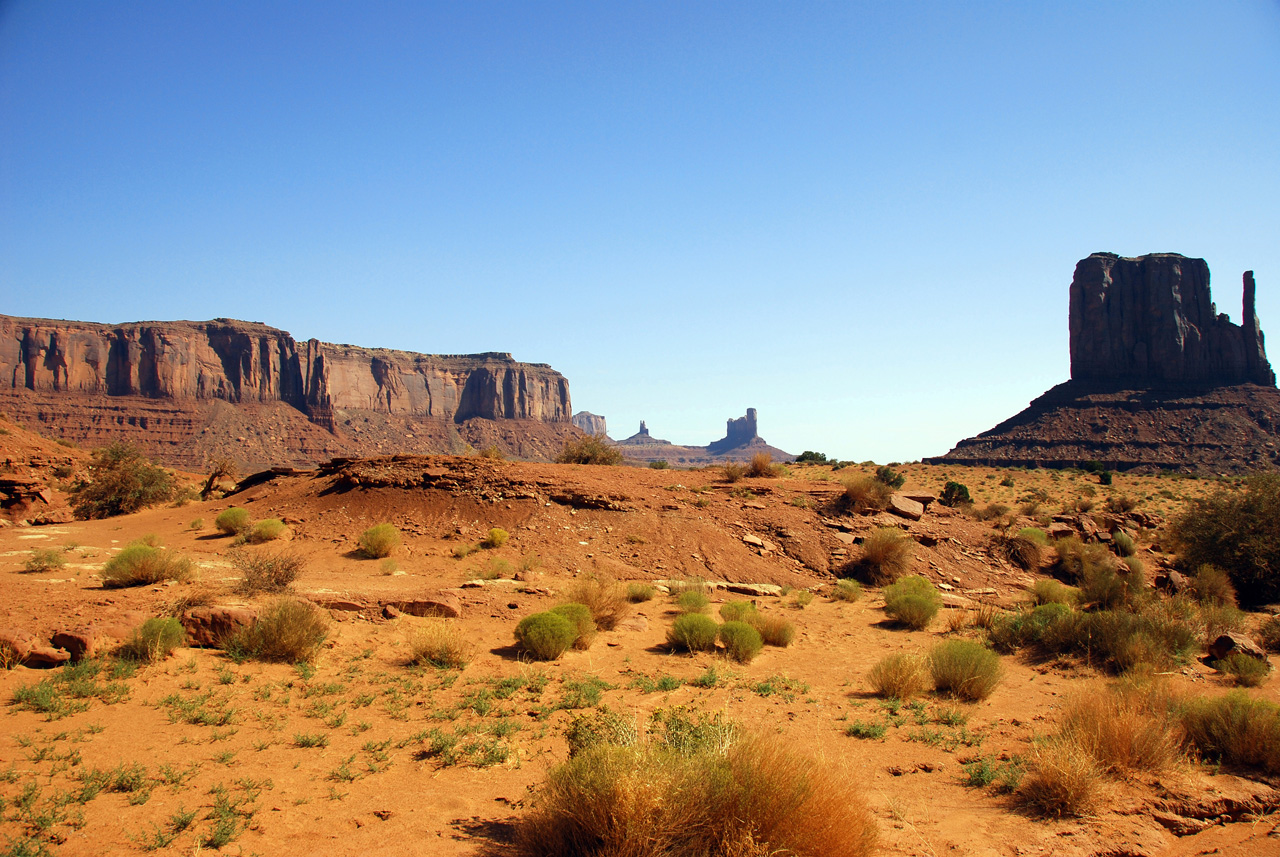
[572,411,608,437]
[611,408,794,466]
[0,314,575,468]
[1070,253,1274,386]
[708,409,759,453]
[930,254,1280,474]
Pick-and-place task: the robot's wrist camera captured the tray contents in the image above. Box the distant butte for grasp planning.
[611,408,795,466]
[929,253,1280,474]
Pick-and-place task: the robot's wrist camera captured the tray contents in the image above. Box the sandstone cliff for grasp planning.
[930,254,1280,474]
[571,411,608,437]
[0,315,574,469]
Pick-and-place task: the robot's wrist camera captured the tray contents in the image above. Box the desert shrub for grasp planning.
[380,558,399,575]
[1179,690,1280,773]
[1123,555,1145,576]
[939,481,971,508]
[408,620,470,669]
[986,602,1073,653]
[23,549,66,574]
[973,502,1011,522]
[1213,653,1270,687]
[551,603,598,650]
[514,727,879,857]
[1111,530,1136,557]
[69,442,176,519]
[1030,578,1077,606]
[1056,687,1179,773]
[840,474,892,513]
[479,445,506,460]
[215,507,251,535]
[625,582,656,603]
[565,577,630,630]
[1051,536,1110,583]
[118,618,185,663]
[1017,739,1100,818]
[1106,494,1138,514]
[359,523,400,558]
[248,518,286,543]
[232,548,303,594]
[1170,474,1280,605]
[750,613,796,647]
[556,434,622,466]
[667,614,718,653]
[1191,564,1237,607]
[101,542,193,588]
[1040,605,1198,674]
[874,465,905,489]
[848,527,913,585]
[721,461,747,483]
[867,652,928,700]
[1018,527,1048,544]
[794,450,828,464]
[675,589,709,614]
[718,621,763,663]
[994,534,1042,570]
[1199,603,1247,642]
[719,601,757,623]
[481,527,509,549]
[228,598,329,663]
[882,575,940,630]
[515,612,577,660]
[647,459,669,469]
[1258,614,1280,653]
[1078,562,1146,611]
[746,452,778,478]
[832,579,862,602]
[928,639,1001,701]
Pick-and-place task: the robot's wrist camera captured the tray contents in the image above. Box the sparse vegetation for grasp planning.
[874,465,905,489]
[840,474,892,512]
[564,577,630,630]
[118,618,186,663]
[939,480,972,507]
[215,507,252,535]
[407,620,471,669]
[227,598,329,663]
[1179,690,1280,773]
[993,533,1042,570]
[847,527,912,584]
[882,575,940,630]
[625,582,656,603]
[868,652,928,700]
[358,523,400,558]
[717,621,763,663]
[550,603,598,650]
[928,640,1001,701]
[515,612,577,660]
[1017,739,1100,818]
[832,579,862,602]
[1190,564,1237,607]
[232,548,304,594]
[69,441,176,519]
[481,527,509,549]
[675,589,710,614]
[750,613,796,647]
[718,600,757,623]
[746,452,779,478]
[721,461,746,482]
[101,541,193,588]
[1170,474,1280,605]
[23,548,66,574]
[1212,653,1270,687]
[667,613,718,653]
[248,518,286,543]
[556,434,623,465]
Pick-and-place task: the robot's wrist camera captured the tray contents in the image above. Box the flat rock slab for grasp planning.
[888,494,925,521]
[390,591,463,619]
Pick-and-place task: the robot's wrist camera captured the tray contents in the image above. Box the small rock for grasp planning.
[181,606,259,648]
[391,591,464,619]
[742,534,765,548]
[24,645,72,668]
[382,604,402,619]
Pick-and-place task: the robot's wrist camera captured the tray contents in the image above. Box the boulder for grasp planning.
[0,628,35,664]
[901,492,937,509]
[1208,632,1268,662]
[181,606,259,648]
[51,628,105,662]
[24,645,71,668]
[1047,522,1074,539]
[888,494,924,521]
[389,591,463,619]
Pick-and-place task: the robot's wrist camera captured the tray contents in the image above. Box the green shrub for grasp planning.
[882,575,940,630]
[1030,578,1077,606]
[23,549,66,574]
[1111,530,1136,557]
[867,652,928,700]
[118,618,185,663]
[849,527,913,584]
[625,582,656,603]
[675,589,709,614]
[1191,564,1238,607]
[481,527,509,549]
[1051,536,1111,583]
[227,598,329,663]
[841,474,892,512]
[515,612,577,660]
[69,442,176,519]
[939,481,971,508]
[874,465,905,489]
[1258,614,1280,653]
[987,602,1073,653]
[648,459,669,469]
[248,518,286,543]
[101,543,193,588]
[750,613,796,647]
[1078,562,1146,611]
[556,434,622,465]
[215,507,251,535]
[1170,474,1280,605]
[717,621,763,663]
[832,579,862,602]
[928,639,1002,701]
[1018,527,1049,545]
[1213,653,1271,687]
[358,523,400,558]
[1039,605,1198,674]
[718,601,757,623]
[232,548,303,594]
[550,604,598,650]
[667,614,718,653]
[1179,690,1280,773]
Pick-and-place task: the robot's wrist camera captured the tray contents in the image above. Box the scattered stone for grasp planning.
[390,591,463,619]
[382,604,402,619]
[742,534,765,548]
[181,606,259,648]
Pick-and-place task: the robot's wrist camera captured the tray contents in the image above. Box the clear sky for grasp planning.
[3,1,1278,462]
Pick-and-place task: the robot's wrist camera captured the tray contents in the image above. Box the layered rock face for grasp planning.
[1070,253,1274,386]
[0,315,574,469]
[571,411,608,437]
[930,254,1280,474]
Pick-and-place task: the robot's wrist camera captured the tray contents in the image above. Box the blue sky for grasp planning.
[3,1,1278,462]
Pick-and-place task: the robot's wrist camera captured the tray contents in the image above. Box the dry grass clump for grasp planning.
[247,518,286,543]
[993,533,1042,570]
[515,612,578,661]
[718,621,763,663]
[118,618,186,663]
[721,461,747,483]
[840,474,892,513]
[1029,578,1077,606]
[848,527,912,584]
[481,527,509,549]
[407,620,471,669]
[1257,614,1280,653]
[928,639,1001,701]
[23,548,67,574]
[1056,686,1179,773]
[227,598,329,663]
[1190,564,1237,607]
[626,582,657,603]
[1017,739,1100,818]
[101,542,194,588]
[867,652,929,700]
[831,579,862,602]
[746,452,779,478]
[215,506,251,535]
[1179,690,1280,773]
[514,723,878,857]
[565,577,630,630]
[551,603,598,650]
[750,613,796,647]
[232,548,304,594]
[359,523,400,558]
[667,613,718,653]
[882,575,940,630]
[675,589,710,614]
[1212,653,1271,687]
[556,433,623,465]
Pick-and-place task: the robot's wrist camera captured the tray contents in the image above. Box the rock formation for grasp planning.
[612,408,794,466]
[707,408,759,454]
[930,253,1280,474]
[572,411,608,437]
[0,315,575,469]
